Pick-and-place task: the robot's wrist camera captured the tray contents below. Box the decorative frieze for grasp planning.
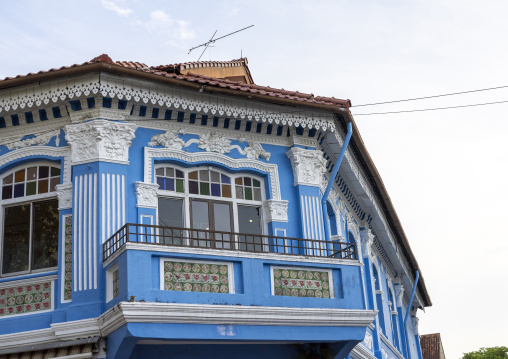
[5,129,60,150]
[262,200,289,222]
[148,130,271,161]
[63,216,73,301]
[360,229,375,259]
[271,267,332,298]
[65,120,137,164]
[162,259,233,294]
[56,183,73,210]
[0,281,53,317]
[135,182,159,208]
[286,147,327,187]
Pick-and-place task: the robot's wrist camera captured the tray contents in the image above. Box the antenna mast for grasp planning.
[189,25,254,61]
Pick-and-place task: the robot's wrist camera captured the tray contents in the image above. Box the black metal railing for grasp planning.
[103,223,357,262]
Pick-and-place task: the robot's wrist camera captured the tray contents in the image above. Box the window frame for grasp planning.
[155,164,266,248]
[0,162,61,278]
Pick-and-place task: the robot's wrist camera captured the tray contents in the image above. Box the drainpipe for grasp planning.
[403,270,420,358]
[322,122,353,243]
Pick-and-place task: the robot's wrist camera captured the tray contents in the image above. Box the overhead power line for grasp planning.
[352,99,508,116]
[354,85,508,107]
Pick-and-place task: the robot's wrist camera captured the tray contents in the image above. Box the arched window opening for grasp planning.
[1,164,60,276]
[327,202,338,236]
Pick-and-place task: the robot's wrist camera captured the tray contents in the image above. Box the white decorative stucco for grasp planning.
[360,229,375,259]
[5,129,61,150]
[65,120,137,164]
[286,147,327,187]
[262,200,289,223]
[394,284,405,307]
[148,130,270,161]
[55,183,73,210]
[144,147,282,200]
[135,182,159,208]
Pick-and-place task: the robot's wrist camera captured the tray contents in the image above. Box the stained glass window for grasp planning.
[1,165,60,200]
[188,170,232,198]
[156,167,184,193]
[235,176,261,201]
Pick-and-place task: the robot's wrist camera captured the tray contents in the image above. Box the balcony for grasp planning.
[103,224,357,262]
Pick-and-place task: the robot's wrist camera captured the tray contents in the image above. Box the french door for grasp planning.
[190,199,233,249]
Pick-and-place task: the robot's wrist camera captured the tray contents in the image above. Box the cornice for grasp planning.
[0,302,377,352]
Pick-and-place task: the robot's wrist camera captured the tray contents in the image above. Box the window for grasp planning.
[1,164,60,276]
[156,165,264,250]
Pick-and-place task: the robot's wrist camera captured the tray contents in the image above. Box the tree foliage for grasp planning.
[462,347,508,359]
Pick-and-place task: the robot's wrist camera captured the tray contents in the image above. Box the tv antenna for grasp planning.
[188,25,254,61]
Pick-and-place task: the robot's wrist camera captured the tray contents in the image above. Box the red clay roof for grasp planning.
[0,54,351,109]
[420,333,445,359]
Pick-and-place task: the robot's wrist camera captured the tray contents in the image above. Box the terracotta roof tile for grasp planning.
[420,333,445,359]
[0,54,351,109]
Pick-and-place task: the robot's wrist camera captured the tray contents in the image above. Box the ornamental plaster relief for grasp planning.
[135,182,159,208]
[144,147,282,201]
[262,199,289,223]
[0,118,69,147]
[286,147,327,187]
[412,316,419,335]
[394,284,405,307]
[5,129,60,150]
[65,120,136,164]
[362,331,373,351]
[55,183,73,210]
[0,74,336,132]
[148,129,270,161]
[360,229,375,259]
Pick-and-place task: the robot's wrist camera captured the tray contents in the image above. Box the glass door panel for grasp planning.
[158,198,184,245]
[2,204,30,274]
[213,202,232,249]
[237,205,262,251]
[191,200,210,247]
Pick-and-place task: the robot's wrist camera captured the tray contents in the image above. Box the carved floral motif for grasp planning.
[135,182,159,208]
[286,147,327,187]
[360,229,375,259]
[56,183,73,210]
[5,130,60,150]
[395,284,405,307]
[148,129,187,149]
[65,120,136,164]
[262,200,289,222]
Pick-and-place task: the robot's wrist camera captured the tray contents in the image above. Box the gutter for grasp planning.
[322,122,353,243]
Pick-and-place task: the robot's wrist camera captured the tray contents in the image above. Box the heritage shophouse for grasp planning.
[0,55,431,359]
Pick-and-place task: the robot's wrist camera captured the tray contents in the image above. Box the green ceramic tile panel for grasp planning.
[163,261,230,294]
[64,216,72,301]
[272,268,331,298]
[0,281,52,316]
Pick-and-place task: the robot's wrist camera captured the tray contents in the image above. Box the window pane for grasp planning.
[244,177,252,186]
[155,168,164,176]
[199,182,210,196]
[167,167,174,177]
[189,181,199,194]
[38,166,49,179]
[221,174,231,184]
[245,187,253,200]
[2,204,30,274]
[199,170,209,181]
[211,183,221,197]
[222,185,232,198]
[235,177,242,185]
[50,167,60,177]
[27,167,37,180]
[167,178,175,192]
[176,170,184,178]
[211,171,220,183]
[14,183,25,198]
[2,185,12,200]
[237,205,262,251]
[158,198,184,245]
[213,203,232,249]
[15,170,25,183]
[32,199,59,270]
[3,174,13,185]
[50,177,59,192]
[253,179,260,188]
[189,171,198,180]
[191,200,210,248]
[254,188,261,201]
[156,177,165,190]
[26,182,37,196]
[38,179,48,194]
[235,186,243,199]
[176,179,184,193]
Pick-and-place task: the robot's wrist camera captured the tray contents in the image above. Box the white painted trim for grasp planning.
[0,146,71,183]
[351,344,377,359]
[145,147,281,200]
[159,258,235,294]
[103,242,363,269]
[270,265,334,298]
[0,303,376,352]
[106,263,119,303]
[380,333,405,359]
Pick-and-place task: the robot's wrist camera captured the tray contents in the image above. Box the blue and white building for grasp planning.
[0,55,431,359]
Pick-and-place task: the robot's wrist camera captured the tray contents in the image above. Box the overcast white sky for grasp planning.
[1,1,507,357]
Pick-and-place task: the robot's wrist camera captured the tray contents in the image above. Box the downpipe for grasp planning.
[403,270,420,357]
[322,122,353,243]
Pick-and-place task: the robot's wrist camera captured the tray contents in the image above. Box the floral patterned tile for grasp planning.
[272,268,331,298]
[163,261,230,294]
[64,215,72,301]
[0,282,52,317]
